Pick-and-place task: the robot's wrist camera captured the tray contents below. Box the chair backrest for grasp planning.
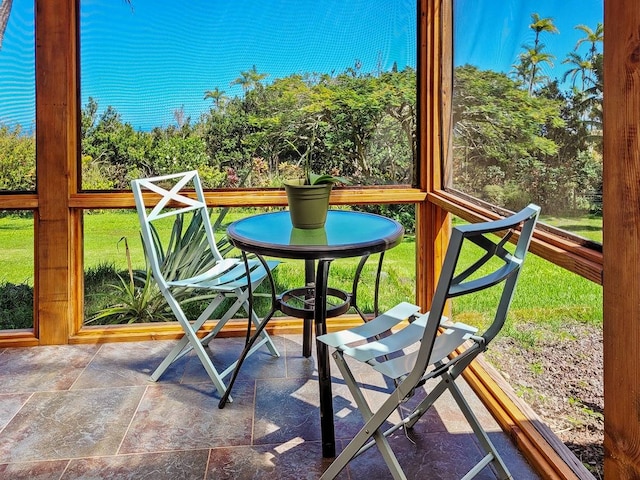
[131,171,224,288]
[415,204,540,377]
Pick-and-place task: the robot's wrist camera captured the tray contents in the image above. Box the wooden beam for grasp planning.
[34,0,79,344]
[415,0,450,310]
[603,0,640,477]
[69,187,426,209]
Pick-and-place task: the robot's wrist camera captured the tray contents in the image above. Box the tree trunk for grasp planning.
[0,0,14,50]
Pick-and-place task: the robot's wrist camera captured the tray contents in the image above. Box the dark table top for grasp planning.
[226,210,404,260]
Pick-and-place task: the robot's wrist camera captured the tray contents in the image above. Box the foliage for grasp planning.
[0,281,33,330]
[86,209,235,324]
[354,204,416,234]
[0,124,35,191]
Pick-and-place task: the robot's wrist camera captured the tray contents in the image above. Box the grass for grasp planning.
[0,214,34,284]
[0,210,603,332]
[540,214,603,243]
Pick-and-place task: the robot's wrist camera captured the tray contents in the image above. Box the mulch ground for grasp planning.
[485,322,604,479]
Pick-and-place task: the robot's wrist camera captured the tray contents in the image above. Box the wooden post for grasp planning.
[416,0,450,310]
[34,0,79,344]
[603,0,640,476]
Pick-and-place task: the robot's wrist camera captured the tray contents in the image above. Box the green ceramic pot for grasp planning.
[284,181,332,229]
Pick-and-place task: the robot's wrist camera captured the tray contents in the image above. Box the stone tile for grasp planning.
[0,460,69,480]
[254,377,323,444]
[0,337,542,479]
[488,431,541,480]
[0,386,145,463]
[207,440,339,480]
[72,341,186,389]
[119,380,255,454]
[62,450,210,480]
[281,334,318,380]
[432,378,503,433]
[0,393,32,431]
[0,345,100,394]
[342,430,498,479]
[181,335,286,385]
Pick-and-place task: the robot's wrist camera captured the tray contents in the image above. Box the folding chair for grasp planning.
[318,204,540,479]
[131,171,279,399]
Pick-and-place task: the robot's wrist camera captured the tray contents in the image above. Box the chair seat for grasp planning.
[319,301,478,379]
[168,259,279,291]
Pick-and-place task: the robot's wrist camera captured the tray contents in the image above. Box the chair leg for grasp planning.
[150,335,189,381]
[151,294,225,381]
[153,293,231,400]
[321,351,407,480]
[187,326,230,398]
[446,375,512,479]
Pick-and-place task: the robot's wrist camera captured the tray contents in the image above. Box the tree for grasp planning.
[0,123,35,191]
[203,87,227,110]
[574,22,603,60]
[529,13,559,48]
[453,65,564,209]
[0,0,13,50]
[523,13,559,95]
[230,65,268,94]
[519,44,555,96]
[562,52,592,90]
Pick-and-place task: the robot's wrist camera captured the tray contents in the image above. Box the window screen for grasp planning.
[80,1,417,190]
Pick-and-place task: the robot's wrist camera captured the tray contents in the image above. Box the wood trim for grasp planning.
[68,187,426,209]
[68,315,367,344]
[415,0,450,311]
[0,331,39,348]
[0,195,38,209]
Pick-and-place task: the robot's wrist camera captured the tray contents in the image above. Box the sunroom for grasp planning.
[0,0,635,478]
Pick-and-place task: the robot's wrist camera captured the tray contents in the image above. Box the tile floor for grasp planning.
[0,334,541,479]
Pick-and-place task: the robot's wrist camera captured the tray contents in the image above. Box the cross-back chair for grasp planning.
[131,171,279,399]
[318,204,540,479]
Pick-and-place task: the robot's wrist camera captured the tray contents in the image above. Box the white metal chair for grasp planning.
[131,171,279,399]
[318,204,540,479]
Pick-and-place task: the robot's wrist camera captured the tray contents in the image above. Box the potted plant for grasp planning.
[283,139,348,229]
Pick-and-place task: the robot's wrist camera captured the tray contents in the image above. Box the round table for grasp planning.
[221,209,404,458]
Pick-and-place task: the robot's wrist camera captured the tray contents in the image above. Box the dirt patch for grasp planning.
[485,322,603,479]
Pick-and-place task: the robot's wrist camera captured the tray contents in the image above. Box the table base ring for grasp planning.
[279,287,350,319]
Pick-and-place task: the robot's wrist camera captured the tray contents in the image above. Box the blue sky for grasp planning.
[454,0,603,82]
[0,0,602,131]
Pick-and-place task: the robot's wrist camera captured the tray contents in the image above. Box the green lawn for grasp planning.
[540,214,603,243]
[0,210,602,333]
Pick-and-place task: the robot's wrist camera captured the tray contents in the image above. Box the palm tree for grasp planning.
[522,13,559,96]
[529,13,559,48]
[562,52,592,90]
[521,44,555,95]
[230,65,268,94]
[203,87,227,110]
[574,22,604,60]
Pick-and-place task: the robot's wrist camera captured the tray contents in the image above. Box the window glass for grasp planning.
[452,0,603,244]
[80,1,417,190]
[0,0,36,192]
